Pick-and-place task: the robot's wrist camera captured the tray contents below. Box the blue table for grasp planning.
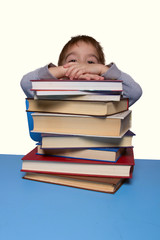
[0,154,160,240]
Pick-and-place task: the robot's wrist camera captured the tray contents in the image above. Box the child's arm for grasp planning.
[20,63,59,98]
[102,63,142,106]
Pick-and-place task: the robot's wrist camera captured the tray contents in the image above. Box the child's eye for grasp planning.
[88,60,95,64]
[69,59,77,63]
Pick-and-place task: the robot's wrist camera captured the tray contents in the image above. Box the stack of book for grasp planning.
[21,79,135,193]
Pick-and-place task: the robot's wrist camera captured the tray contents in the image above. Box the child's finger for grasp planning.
[63,62,76,68]
[71,65,90,79]
[65,65,77,77]
[66,65,84,79]
[79,74,104,81]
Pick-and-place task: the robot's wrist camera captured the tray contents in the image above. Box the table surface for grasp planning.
[0,154,160,240]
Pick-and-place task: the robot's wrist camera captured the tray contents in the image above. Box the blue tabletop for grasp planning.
[0,154,160,240]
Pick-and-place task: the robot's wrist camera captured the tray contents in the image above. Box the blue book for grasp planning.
[26,99,42,142]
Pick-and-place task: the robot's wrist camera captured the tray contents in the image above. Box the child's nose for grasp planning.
[78,59,86,64]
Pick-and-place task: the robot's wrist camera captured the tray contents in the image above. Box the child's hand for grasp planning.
[63,63,108,80]
[48,66,67,79]
[59,73,104,81]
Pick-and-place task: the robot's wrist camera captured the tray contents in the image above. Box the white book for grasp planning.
[31,79,123,91]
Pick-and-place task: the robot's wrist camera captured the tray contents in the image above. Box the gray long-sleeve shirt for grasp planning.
[20,63,142,106]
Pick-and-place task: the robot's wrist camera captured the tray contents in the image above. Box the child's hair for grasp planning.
[58,35,105,66]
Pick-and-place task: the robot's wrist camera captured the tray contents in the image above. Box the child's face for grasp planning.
[63,41,100,65]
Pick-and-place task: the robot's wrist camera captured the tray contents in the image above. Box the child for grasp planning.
[21,35,142,106]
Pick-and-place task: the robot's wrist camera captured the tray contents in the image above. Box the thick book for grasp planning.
[31,110,131,137]
[26,98,129,116]
[23,172,125,194]
[30,79,123,91]
[40,130,135,149]
[37,146,126,162]
[21,147,134,178]
[34,90,121,102]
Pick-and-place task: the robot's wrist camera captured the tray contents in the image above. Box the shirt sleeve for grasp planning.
[20,63,56,98]
[102,63,142,106]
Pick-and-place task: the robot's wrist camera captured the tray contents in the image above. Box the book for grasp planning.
[26,98,129,116]
[30,79,123,91]
[23,172,125,194]
[21,147,134,178]
[31,110,131,137]
[34,90,93,96]
[34,91,121,102]
[37,146,126,162]
[40,130,135,149]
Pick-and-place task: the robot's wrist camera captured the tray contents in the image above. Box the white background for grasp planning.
[0,0,160,159]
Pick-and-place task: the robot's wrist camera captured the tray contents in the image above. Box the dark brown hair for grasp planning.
[58,35,105,66]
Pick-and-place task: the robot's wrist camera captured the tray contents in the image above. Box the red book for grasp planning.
[21,147,134,178]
